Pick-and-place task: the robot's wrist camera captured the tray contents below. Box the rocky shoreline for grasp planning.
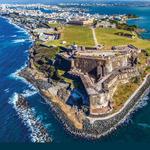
[19,67,150,139]
[12,94,52,143]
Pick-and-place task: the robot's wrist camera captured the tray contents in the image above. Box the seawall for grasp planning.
[19,67,150,139]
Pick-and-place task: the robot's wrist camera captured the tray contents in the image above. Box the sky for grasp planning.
[0,0,150,4]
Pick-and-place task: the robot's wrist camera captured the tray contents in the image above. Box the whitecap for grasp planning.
[17,30,28,34]
[4,88,10,93]
[2,17,31,41]
[12,39,27,44]
[138,123,150,129]
[24,49,29,53]
[9,93,52,143]
[22,89,37,97]
[37,115,44,122]
[135,96,149,109]
[9,63,28,79]
[9,63,38,93]
[45,123,52,128]
[9,92,19,106]
[11,35,17,38]
[3,17,29,35]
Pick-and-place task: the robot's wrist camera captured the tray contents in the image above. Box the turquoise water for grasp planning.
[86,6,150,39]
[0,6,150,143]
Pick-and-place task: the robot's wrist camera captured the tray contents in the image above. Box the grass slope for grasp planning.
[95,28,150,50]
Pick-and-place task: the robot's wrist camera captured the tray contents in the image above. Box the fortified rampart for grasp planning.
[58,45,140,116]
[41,74,150,139]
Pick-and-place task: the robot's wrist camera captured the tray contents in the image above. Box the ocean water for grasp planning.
[86,6,150,39]
[0,6,150,143]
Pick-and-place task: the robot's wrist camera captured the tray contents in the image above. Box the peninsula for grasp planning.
[1,4,150,139]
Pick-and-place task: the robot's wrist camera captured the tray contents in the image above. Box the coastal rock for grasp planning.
[57,88,70,102]
[16,95,52,143]
[19,64,150,139]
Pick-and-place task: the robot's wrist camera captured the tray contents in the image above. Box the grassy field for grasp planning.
[113,82,139,111]
[95,28,150,50]
[48,22,60,28]
[45,25,94,47]
[44,40,64,47]
[62,25,94,46]
[34,46,60,60]
[44,26,150,49]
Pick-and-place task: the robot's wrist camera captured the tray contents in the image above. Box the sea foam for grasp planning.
[9,93,52,143]
[9,63,38,97]
[22,89,37,97]
[121,95,149,126]
[11,35,17,38]
[12,39,27,44]
[4,88,10,93]
[8,22,37,98]
[138,123,150,129]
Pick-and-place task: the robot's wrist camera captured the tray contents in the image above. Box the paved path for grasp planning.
[91,27,98,47]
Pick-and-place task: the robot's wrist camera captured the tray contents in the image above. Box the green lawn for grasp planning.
[113,82,139,110]
[44,40,64,47]
[48,22,60,28]
[34,46,60,60]
[44,25,95,47]
[62,25,94,46]
[95,28,150,50]
[44,26,150,49]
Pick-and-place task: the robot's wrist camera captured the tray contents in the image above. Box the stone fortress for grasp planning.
[59,45,141,116]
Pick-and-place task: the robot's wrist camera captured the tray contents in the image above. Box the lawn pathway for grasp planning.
[91,27,99,47]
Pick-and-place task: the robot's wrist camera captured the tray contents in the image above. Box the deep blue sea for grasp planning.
[0,6,150,143]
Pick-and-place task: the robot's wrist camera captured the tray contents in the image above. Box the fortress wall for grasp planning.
[20,67,150,139]
[74,57,98,73]
[41,74,150,140]
[83,74,150,138]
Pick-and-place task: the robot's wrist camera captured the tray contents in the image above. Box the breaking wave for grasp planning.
[11,35,17,38]
[9,62,28,79]
[9,93,52,143]
[135,96,149,109]
[120,95,149,126]
[17,30,28,34]
[9,63,38,97]
[12,39,27,44]
[22,89,37,97]
[4,88,10,93]
[138,123,150,129]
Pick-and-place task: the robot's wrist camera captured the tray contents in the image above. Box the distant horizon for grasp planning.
[1,0,150,5]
